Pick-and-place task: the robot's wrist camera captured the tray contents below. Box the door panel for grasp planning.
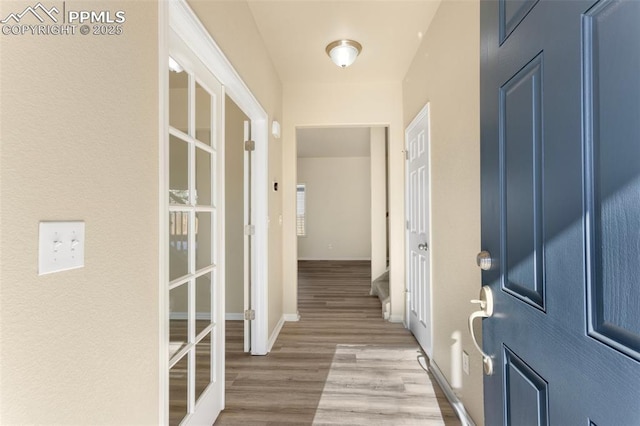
[584,0,640,361]
[500,53,544,310]
[503,346,548,426]
[481,0,640,424]
[405,105,432,356]
[499,0,538,42]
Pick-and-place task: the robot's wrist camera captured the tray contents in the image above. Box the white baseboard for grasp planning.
[283,313,300,322]
[388,314,404,323]
[429,359,477,426]
[298,257,372,261]
[225,313,244,321]
[268,315,286,352]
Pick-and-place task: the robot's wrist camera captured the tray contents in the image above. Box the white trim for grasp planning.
[251,119,269,355]
[267,315,286,352]
[388,314,404,323]
[158,1,169,424]
[243,120,251,353]
[298,257,372,261]
[283,313,300,322]
[170,312,218,321]
[429,360,477,426]
[168,0,269,357]
[226,313,244,321]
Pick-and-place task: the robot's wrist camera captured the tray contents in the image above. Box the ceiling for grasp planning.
[297,127,373,158]
[246,1,441,84]
[189,1,440,157]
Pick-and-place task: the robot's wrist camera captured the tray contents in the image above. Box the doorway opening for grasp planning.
[295,126,390,317]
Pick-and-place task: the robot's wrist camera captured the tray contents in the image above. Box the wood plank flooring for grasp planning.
[214,260,460,425]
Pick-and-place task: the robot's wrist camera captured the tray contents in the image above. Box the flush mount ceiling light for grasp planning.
[325,39,362,68]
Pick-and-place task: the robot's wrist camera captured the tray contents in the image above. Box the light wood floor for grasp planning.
[214,260,460,425]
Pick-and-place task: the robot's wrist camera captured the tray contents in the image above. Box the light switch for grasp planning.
[39,221,85,275]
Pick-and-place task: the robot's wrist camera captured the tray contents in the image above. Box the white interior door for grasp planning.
[167,30,225,425]
[405,104,433,357]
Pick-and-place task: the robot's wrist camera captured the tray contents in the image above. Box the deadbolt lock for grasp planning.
[476,250,493,271]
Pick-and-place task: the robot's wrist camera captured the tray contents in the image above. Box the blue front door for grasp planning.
[480,0,640,424]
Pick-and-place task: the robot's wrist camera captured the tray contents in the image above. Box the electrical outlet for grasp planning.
[328,243,333,250]
[462,351,470,375]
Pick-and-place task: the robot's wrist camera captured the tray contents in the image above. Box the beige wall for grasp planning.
[0,1,159,423]
[402,0,483,423]
[225,96,248,315]
[297,156,371,260]
[189,1,284,335]
[370,127,388,281]
[283,82,405,321]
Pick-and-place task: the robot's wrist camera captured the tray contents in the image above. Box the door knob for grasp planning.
[476,250,492,270]
[468,286,494,375]
[418,243,428,251]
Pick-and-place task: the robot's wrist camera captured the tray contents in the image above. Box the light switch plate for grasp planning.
[39,221,85,275]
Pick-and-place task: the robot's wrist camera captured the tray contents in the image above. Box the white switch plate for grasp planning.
[39,221,85,275]
[462,351,470,375]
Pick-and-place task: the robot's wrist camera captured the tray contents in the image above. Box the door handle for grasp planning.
[468,286,494,375]
[418,243,428,251]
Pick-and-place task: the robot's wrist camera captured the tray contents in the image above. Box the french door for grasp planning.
[479,0,640,423]
[167,29,224,425]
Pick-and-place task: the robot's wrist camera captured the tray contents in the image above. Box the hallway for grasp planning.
[215,261,460,425]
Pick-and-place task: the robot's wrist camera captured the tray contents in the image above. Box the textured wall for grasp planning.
[402,0,483,423]
[297,156,371,260]
[0,1,160,423]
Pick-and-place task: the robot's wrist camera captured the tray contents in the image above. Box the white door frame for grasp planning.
[404,103,433,358]
[160,0,270,422]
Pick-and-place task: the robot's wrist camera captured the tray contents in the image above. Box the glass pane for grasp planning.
[169,284,189,358]
[169,63,188,133]
[195,212,212,271]
[195,148,212,206]
[170,135,189,205]
[195,333,212,403]
[169,213,189,281]
[195,273,212,336]
[195,81,212,146]
[169,355,188,426]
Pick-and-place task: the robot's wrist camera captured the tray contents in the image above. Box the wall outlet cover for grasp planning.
[462,351,470,375]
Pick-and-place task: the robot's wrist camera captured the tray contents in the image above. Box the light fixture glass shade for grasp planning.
[326,40,362,68]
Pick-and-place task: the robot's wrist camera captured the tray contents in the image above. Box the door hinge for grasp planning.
[406,220,410,230]
[244,309,255,320]
[244,224,255,235]
[244,140,255,151]
[405,150,409,160]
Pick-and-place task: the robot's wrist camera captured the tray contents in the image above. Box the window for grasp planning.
[296,184,306,236]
